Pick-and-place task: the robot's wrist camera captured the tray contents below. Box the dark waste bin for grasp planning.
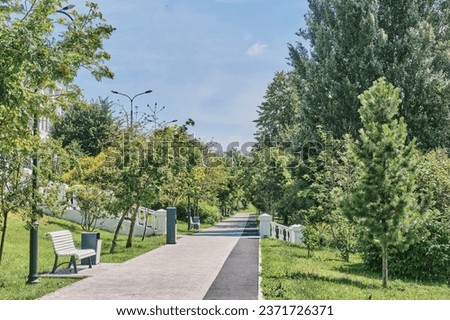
[166,207,177,244]
[81,232,102,265]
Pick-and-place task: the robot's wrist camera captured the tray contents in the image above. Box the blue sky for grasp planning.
[73,0,308,148]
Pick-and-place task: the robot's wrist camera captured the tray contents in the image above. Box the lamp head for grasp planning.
[61,4,75,11]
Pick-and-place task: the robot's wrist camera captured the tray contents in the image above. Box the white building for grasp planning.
[39,84,64,140]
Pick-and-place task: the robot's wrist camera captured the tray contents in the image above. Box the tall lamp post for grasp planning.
[27,4,76,285]
[111,89,153,127]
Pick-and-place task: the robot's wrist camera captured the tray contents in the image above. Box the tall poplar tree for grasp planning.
[289,0,450,149]
[254,71,301,146]
[344,78,419,288]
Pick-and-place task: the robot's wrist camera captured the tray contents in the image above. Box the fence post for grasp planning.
[154,209,167,235]
[290,224,303,244]
[259,213,272,237]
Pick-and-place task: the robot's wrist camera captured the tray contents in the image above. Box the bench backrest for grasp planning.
[47,230,76,254]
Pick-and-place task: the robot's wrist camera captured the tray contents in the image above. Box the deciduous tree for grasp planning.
[289,0,450,149]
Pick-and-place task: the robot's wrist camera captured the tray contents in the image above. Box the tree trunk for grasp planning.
[381,245,388,288]
[0,211,8,264]
[126,206,140,248]
[187,195,191,230]
[110,212,126,253]
[141,210,149,241]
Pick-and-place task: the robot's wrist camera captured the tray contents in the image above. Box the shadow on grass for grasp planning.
[334,263,380,281]
[335,263,449,288]
[268,270,379,290]
[45,219,81,233]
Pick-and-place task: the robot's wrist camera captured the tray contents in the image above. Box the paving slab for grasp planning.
[40,213,258,300]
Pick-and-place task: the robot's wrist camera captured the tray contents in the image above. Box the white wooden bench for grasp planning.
[46,230,96,274]
[189,216,200,230]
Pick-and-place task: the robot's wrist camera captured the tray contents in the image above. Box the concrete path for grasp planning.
[40,213,260,300]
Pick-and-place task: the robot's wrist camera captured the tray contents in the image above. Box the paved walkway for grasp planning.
[203,216,259,299]
[40,213,260,300]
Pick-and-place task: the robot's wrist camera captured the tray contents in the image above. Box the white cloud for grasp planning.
[246,42,268,57]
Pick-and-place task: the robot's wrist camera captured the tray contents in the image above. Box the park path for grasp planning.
[40,213,260,300]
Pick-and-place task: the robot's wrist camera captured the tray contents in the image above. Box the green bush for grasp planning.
[176,200,221,225]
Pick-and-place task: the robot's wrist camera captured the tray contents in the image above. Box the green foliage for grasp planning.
[289,0,450,150]
[254,71,301,146]
[285,129,358,262]
[245,147,292,217]
[0,0,113,150]
[0,0,113,264]
[343,78,419,287]
[328,210,358,262]
[176,200,221,225]
[0,138,69,263]
[65,184,111,231]
[51,98,117,156]
[152,126,203,207]
[302,224,321,258]
[360,150,450,282]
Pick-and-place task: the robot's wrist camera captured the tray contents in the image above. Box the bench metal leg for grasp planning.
[51,255,59,274]
[70,256,78,274]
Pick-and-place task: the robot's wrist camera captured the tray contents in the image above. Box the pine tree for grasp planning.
[343,78,419,288]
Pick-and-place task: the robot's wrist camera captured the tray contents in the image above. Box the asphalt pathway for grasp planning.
[202,214,259,300]
[40,213,260,300]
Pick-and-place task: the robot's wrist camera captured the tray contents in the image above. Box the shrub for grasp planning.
[175,200,221,225]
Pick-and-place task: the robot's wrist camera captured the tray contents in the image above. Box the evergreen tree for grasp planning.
[289,0,450,149]
[343,78,419,288]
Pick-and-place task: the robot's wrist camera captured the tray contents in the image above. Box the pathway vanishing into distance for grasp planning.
[40,213,260,300]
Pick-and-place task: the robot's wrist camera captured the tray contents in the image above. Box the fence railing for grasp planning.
[50,184,167,236]
[270,222,293,242]
[259,214,303,244]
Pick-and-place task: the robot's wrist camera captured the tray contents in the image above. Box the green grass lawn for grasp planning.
[0,213,208,300]
[261,238,450,300]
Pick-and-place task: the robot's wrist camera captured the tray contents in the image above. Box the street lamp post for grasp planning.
[27,114,40,284]
[27,4,76,285]
[111,90,153,127]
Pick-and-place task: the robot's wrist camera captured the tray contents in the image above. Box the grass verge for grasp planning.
[0,214,172,299]
[260,238,450,300]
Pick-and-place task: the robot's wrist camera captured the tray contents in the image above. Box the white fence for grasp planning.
[259,213,303,244]
[48,184,167,237]
[50,206,166,237]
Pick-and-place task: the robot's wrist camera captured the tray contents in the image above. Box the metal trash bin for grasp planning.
[81,232,102,265]
[166,207,177,244]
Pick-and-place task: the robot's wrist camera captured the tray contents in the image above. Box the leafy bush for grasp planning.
[328,209,358,262]
[176,200,221,225]
[302,224,321,258]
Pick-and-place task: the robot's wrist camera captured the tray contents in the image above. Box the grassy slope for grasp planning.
[261,238,450,300]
